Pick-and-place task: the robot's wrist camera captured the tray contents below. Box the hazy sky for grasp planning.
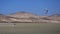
[0,0,60,16]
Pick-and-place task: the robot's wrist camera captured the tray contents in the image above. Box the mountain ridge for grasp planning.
[0,12,60,23]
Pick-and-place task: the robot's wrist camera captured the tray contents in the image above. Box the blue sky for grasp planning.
[0,0,60,16]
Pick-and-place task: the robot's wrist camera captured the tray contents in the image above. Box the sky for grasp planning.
[0,0,60,16]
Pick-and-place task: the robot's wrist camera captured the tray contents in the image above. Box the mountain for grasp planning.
[47,14,60,21]
[8,12,40,23]
[8,12,40,18]
[0,12,60,23]
[0,14,10,23]
[50,14,60,17]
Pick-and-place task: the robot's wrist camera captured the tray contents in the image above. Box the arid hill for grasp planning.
[0,12,60,23]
